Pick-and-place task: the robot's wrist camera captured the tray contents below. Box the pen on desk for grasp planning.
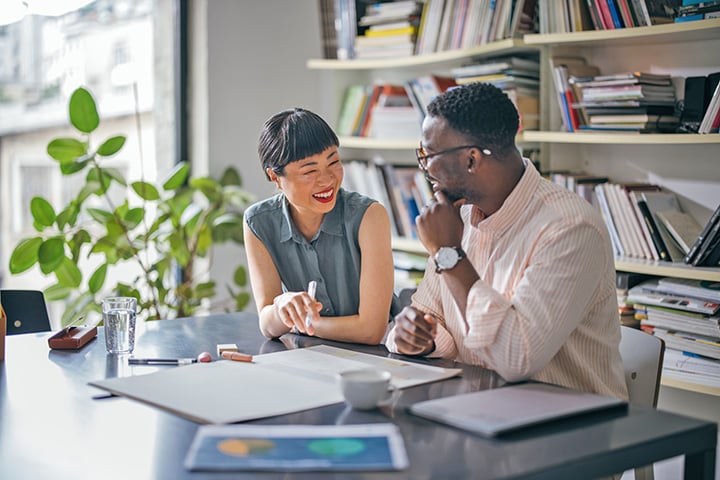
[221,351,253,363]
[306,280,317,328]
[129,357,197,366]
[92,393,117,400]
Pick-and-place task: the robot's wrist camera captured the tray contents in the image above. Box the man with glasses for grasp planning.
[385,82,627,400]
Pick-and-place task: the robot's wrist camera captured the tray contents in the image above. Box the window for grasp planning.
[0,0,178,304]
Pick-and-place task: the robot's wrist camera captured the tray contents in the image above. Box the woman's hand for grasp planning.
[272,291,322,335]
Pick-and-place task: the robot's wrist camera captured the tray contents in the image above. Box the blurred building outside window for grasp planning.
[0,0,177,327]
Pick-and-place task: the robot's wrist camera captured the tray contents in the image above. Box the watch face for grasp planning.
[436,247,459,270]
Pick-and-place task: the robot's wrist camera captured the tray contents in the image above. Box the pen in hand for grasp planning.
[306,280,317,328]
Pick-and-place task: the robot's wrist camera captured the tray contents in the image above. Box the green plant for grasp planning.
[8,87,253,323]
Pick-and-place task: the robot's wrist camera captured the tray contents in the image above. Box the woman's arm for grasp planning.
[244,220,318,339]
[309,203,394,344]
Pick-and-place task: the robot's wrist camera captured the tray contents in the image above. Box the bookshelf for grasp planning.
[307,15,720,398]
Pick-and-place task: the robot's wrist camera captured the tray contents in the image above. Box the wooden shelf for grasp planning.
[661,377,720,397]
[307,39,535,71]
[339,137,417,150]
[392,239,720,281]
[524,18,720,47]
[615,257,720,281]
[392,237,427,255]
[522,131,720,145]
[340,132,530,150]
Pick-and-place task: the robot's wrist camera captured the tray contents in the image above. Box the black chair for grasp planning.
[0,290,52,335]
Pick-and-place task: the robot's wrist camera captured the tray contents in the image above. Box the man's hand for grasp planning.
[416,190,464,254]
[393,306,438,356]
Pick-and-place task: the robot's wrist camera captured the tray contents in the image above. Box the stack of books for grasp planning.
[451,55,540,131]
[571,72,679,132]
[415,0,539,55]
[546,170,609,205]
[631,277,720,388]
[354,1,422,59]
[675,0,720,22]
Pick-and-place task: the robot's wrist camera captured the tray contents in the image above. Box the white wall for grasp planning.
[189,0,324,312]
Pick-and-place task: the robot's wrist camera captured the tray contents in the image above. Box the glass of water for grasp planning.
[102,297,137,354]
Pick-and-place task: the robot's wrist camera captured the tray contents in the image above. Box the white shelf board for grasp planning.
[661,377,720,398]
[524,18,720,47]
[307,39,534,70]
[522,131,720,145]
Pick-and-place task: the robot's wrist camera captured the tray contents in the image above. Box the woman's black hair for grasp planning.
[258,107,339,179]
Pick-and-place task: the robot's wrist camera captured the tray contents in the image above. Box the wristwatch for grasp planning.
[434,246,466,273]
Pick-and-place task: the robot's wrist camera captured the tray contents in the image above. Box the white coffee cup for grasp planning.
[338,368,397,410]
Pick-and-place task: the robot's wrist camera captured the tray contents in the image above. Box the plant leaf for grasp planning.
[77,180,102,203]
[56,203,80,229]
[69,87,99,133]
[38,237,65,274]
[235,291,251,311]
[9,237,42,273]
[131,181,160,200]
[44,284,72,301]
[87,208,114,223]
[59,157,91,175]
[97,135,126,156]
[124,207,144,228]
[233,265,247,286]
[55,257,83,288]
[189,177,221,201]
[195,281,216,299]
[162,162,190,190]
[88,264,107,293]
[47,138,87,162]
[220,167,242,186]
[104,167,127,185]
[30,197,56,227]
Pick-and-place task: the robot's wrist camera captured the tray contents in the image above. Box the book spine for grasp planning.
[691,214,720,267]
[636,199,672,261]
[685,202,720,264]
[595,183,625,256]
[606,0,625,27]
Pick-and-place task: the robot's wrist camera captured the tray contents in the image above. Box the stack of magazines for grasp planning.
[630,278,720,388]
[570,72,679,132]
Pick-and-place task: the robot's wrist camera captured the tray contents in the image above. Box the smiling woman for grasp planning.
[243,107,400,345]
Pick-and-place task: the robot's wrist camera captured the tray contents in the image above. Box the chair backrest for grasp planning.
[0,290,52,335]
[618,325,665,407]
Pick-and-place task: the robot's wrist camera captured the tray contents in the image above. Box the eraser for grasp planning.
[217,343,238,356]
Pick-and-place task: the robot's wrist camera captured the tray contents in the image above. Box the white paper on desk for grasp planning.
[255,345,462,389]
[88,345,461,424]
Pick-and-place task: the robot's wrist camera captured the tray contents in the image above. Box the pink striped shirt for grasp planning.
[386,161,628,400]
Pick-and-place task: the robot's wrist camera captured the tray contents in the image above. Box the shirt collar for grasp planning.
[279,190,345,244]
[467,158,540,234]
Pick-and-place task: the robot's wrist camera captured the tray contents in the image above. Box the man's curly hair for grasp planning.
[426,82,518,154]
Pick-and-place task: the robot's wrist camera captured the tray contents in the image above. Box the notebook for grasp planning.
[408,382,626,438]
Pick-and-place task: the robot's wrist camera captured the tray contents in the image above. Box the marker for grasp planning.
[221,351,253,363]
[306,280,317,328]
[129,357,197,366]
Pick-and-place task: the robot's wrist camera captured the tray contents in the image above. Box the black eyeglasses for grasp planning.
[415,144,492,171]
